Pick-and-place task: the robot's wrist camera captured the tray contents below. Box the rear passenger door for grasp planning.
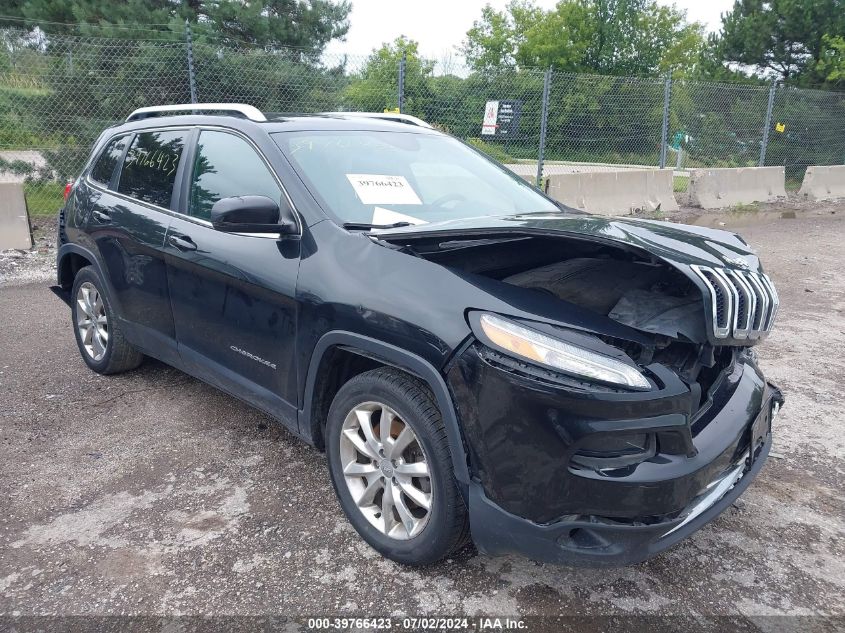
[86,128,188,365]
[164,128,301,426]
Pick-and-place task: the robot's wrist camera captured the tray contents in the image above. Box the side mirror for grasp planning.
[210,195,297,235]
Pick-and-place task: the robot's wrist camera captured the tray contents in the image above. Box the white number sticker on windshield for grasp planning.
[346,174,422,205]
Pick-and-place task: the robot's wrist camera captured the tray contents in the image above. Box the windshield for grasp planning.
[273,130,557,226]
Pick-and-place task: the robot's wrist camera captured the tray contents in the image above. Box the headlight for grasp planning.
[478,313,651,390]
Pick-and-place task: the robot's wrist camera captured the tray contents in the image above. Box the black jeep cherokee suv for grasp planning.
[57,104,783,567]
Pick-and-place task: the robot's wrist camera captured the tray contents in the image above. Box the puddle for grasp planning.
[678,208,804,229]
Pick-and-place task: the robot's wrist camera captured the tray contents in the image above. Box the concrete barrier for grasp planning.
[798,165,845,201]
[688,166,786,209]
[0,182,32,250]
[544,169,678,216]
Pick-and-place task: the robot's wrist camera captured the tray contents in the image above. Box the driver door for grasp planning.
[164,128,301,426]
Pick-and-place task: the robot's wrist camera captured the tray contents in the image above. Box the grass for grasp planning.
[635,206,666,220]
[785,178,802,192]
[727,202,760,214]
[465,138,515,163]
[24,181,64,217]
[673,175,689,193]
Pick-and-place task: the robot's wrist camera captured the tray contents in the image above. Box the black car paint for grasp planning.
[58,113,782,566]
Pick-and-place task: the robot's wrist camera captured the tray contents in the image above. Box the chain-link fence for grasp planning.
[2,24,845,216]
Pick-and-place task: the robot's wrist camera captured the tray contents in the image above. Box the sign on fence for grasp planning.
[481,100,522,137]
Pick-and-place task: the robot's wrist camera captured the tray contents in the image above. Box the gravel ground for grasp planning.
[0,202,843,630]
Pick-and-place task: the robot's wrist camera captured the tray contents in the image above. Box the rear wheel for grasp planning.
[71,266,143,374]
[325,367,469,565]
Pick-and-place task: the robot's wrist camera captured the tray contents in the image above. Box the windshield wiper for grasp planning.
[342,221,414,231]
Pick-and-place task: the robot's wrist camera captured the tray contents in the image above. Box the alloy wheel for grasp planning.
[339,401,433,540]
[75,281,109,361]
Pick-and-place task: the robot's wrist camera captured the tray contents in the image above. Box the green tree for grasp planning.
[462,1,544,72]
[0,0,351,51]
[712,0,845,85]
[344,37,435,113]
[515,1,594,72]
[462,0,704,77]
[817,34,845,84]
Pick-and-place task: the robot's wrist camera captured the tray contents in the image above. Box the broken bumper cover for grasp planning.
[447,343,783,566]
[466,434,770,567]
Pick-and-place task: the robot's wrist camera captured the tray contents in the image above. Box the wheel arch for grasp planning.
[56,243,127,315]
[57,243,102,290]
[299,331,471,488]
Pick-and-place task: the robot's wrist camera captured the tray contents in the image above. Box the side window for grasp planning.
[117,130,186,208]
[89,135,128,187]
[189,130,282,220]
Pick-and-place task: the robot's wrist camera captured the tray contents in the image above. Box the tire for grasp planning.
[326,367,470,566]
[71,266,144,375]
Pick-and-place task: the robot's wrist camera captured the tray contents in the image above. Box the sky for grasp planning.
[324,0,735,61]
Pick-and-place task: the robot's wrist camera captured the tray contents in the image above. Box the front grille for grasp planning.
[691,265,779,341]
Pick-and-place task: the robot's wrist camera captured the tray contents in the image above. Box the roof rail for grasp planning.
[126,103,266,123]
[322,112,433,129]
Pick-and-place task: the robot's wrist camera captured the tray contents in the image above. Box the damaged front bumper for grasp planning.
[447,342,784,567]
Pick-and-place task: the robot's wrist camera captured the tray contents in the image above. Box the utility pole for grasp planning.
[660,74,672,169]
[536,67,552,189]
[185,20,198,104]
[759,80,777,167]
[398,52,407,113]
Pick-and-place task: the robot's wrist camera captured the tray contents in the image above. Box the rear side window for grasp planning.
[89,135,128,186]
[189,130,281,220]
[117,130,186,208]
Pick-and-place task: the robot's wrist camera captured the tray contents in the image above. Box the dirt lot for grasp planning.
[1,202,844,629]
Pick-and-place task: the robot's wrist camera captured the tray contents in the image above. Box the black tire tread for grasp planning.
[371,367,471,554]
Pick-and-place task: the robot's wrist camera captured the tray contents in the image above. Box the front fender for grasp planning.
[298,330,472,490]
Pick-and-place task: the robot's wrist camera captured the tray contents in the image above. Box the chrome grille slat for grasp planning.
[744,273,770,336]
[690,265,779,342]
[727,270,756,339]
[760,274,780,331]
[712,268,740,338]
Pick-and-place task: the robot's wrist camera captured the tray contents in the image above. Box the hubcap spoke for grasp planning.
[379,406,396,445]
[355,475,383,508]
[393,489,418,536]
[343,461,379,476]
[92,329,106,358]
[381,480,396,534]
[356,409,381,453]
[342,428,378,460]
[389,425,415,458]
[394,461,429,477]
[77,298,92,318]
[75,282,108,361]
[396,478,432,510]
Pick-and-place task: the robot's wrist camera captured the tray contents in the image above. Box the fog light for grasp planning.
[571,433,656,471]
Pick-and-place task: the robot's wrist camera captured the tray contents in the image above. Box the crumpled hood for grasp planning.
[373,213,761,271]
[375,212,777,346]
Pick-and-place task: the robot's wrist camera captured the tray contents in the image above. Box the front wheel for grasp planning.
[325,367,469,565]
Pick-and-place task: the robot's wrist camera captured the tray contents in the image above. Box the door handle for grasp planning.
[168,234,197,251]
[92,209,110,222]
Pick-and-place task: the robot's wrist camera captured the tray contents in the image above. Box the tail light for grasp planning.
[63,181,73,201]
